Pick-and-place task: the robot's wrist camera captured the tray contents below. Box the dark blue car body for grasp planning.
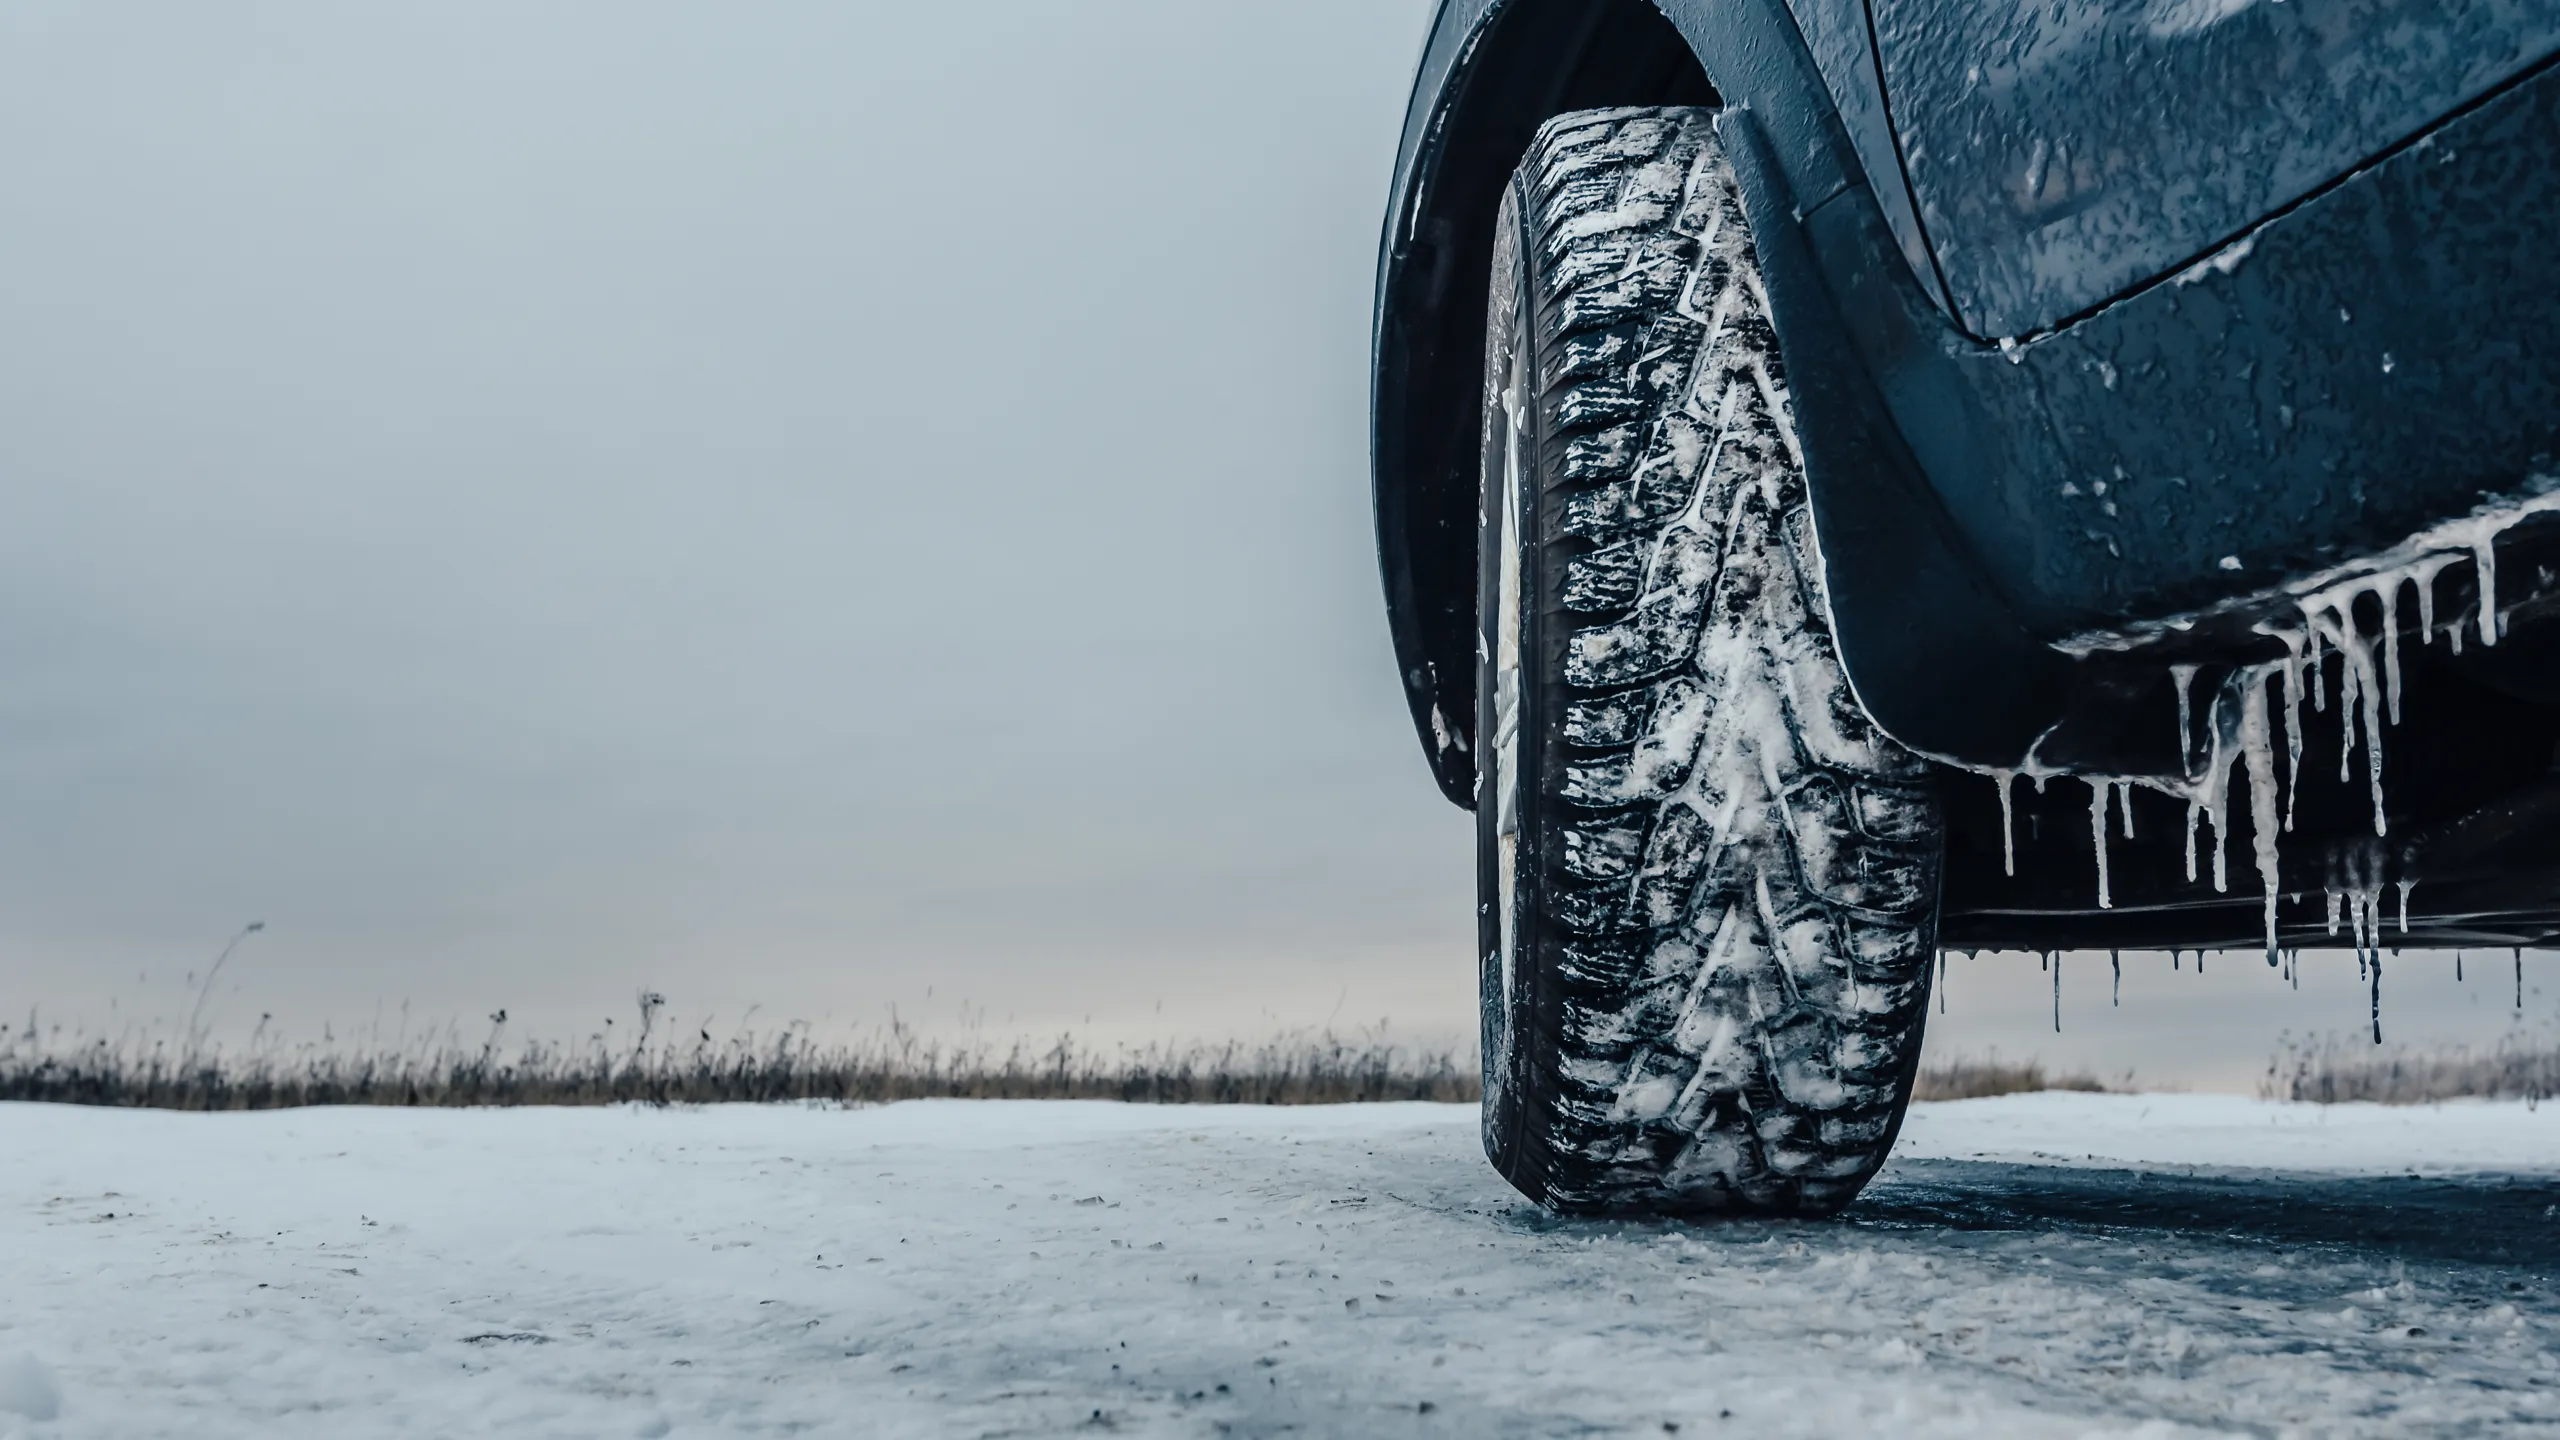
[1373,0,2560,948]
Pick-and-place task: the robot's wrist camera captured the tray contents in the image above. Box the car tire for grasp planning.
[1476,107,1945,1217]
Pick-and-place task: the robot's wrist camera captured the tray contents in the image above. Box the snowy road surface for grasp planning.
[3,1096,2558,1438]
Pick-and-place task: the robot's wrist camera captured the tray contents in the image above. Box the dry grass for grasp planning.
[2263,1032,2560,1105]
[0,1002,1479,1111]
[6,997,2140,1112]
[1914,1058,2110,1101]
[97,982,2560,1112]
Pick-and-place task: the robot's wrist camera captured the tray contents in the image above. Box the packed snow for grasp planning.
[4,1095,2558,1437]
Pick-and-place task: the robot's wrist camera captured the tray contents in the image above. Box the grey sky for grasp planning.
[1,1,2545,1081]
[0,0,1468,1043]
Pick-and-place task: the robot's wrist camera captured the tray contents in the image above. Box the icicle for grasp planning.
[2378,578,2405,726]
[2241,672,2282,966]
[2326,889,2343,935]
[2171,663,2199,768]
[2013,495,2560,939]
[2396,878,2414,934]
[2206,745,2233,894]
[1938,948,1947,1014]
[2517,948,2525,1010]
[2182,670,2264,901]
[2276,633,2306,832]
[2089,779,2114,910]
[2052,951,2062,1033]
[1994,770,2017,878]
[2318,602,2389,837]
[2456,949,2464,983]
[2357,651,2388,838]
[2370,944,2385,1045]
[2348,885,2384,1021]
[2475,536,2501,646]
[2111,949,2121,1007]
[2173,949,2181,972]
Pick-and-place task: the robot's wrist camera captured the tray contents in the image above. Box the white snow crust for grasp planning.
[5,1095,2559,1438]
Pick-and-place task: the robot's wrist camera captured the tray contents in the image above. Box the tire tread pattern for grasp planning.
[1489,107,1944,1217]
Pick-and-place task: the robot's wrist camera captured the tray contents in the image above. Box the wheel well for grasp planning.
[1375,0,1715,808]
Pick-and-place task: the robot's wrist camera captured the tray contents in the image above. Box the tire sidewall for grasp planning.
[1477,177,1543,1184]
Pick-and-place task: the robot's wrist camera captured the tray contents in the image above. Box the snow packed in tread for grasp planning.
[1480,107,1945,1218]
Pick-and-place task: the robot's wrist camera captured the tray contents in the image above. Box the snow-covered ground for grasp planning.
[3,1096,2556,1438]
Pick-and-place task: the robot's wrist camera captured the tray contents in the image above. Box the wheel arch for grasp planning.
[1373,0,1721,809]
[1373,0,2059,811]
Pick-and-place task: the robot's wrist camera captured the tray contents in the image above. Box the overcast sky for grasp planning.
[0,0,2545,1084]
